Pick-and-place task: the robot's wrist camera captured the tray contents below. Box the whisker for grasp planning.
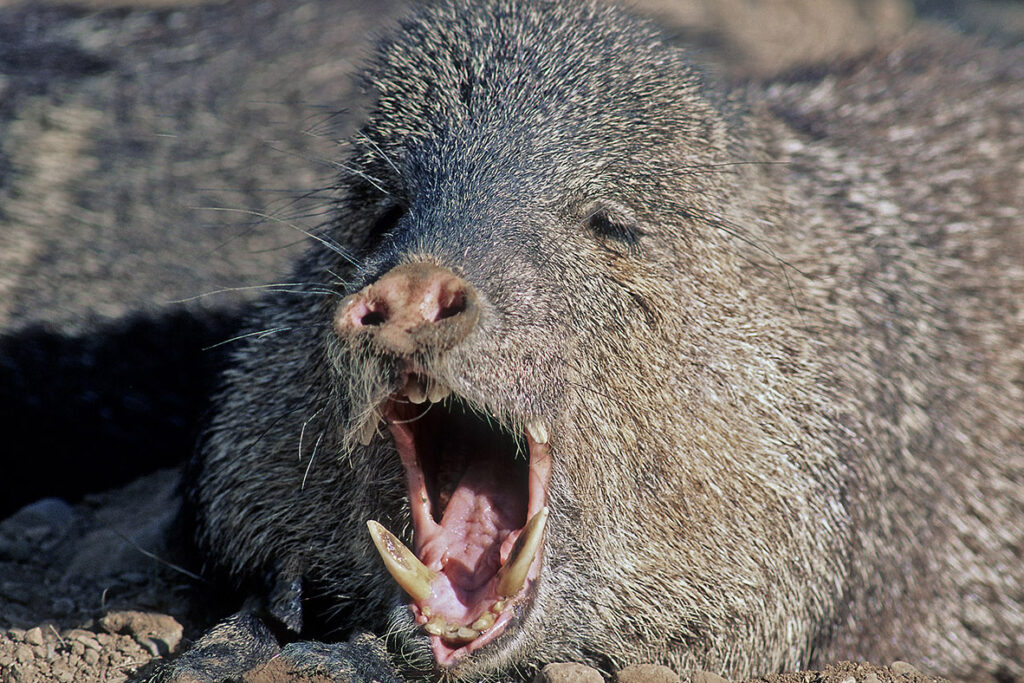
[298,406,326,462]
[324,268,353,289]
[112,530,206,583]
[301,429,326,491]
[328,158,391,196]
[355,131,402,177]
[194,205,358,266]
[300,107,353,139]
[678,159,792,172]
[202,326,295,350]
[169,282,338,304]
[386,402,435,425]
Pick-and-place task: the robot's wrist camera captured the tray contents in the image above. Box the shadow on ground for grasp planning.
[0,308,244,517]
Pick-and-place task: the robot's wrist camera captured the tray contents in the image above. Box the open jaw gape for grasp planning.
[328,250,560,669]
[362,377,552,666]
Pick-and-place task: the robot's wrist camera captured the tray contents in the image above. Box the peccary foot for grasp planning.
[144,613,402,683]
[269,635,405,683]
[142,612,281,682]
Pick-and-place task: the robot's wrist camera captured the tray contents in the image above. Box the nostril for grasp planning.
[335,264,477,351]
[435,289,466,321]
[361,303,388,326]
[339,297,390,330]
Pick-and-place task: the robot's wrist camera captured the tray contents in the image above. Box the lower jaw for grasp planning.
[361,382,553,667]
[421,597,519,666]
[367,503,550,666]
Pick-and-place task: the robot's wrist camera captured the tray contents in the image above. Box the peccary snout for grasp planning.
[334,261,479,356]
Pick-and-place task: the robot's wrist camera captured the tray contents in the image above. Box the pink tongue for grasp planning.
[421,455,526,591]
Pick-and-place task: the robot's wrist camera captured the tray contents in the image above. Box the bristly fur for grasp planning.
[188,1,1023,680]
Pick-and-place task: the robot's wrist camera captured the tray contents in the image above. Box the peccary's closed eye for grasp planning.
[582,202,642,257]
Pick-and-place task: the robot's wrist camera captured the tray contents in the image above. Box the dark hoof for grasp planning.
[140,612,281,682]
[269,633,405,683]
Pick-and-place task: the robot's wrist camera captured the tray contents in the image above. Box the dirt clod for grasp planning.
[692,672,731,683]
[100,610,184,657]
[535,662,605,683]
[616,663,682,683]
[889,662,921,678]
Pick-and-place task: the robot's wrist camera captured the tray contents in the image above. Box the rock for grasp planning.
[62,470,180,580]
[616,664,681,683]
[23,626,44,646]
[2,499,76,537]
[535,662,605,683]
[691,671,730,683]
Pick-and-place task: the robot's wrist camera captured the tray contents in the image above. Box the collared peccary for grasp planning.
[181,0,1024,681]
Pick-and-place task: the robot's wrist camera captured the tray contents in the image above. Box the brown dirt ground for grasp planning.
[0,470,187,682]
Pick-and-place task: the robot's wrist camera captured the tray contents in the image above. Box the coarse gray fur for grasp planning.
[188,0,1023,680]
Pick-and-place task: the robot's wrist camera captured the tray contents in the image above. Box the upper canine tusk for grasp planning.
[496,507,548,598]
[526,419,549,444]
[367,520,437,602]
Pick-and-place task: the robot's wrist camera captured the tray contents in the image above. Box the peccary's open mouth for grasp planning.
[362,372,552,667]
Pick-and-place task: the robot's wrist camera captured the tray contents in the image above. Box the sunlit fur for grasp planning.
[190,1,1023,680]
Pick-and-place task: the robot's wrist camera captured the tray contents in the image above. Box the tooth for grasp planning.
[358,419,377,446]
[435,622,477,643]
[526,419,549,444]
[405,376,427,404]
[428,381,450,403]
[491,600,506,614]
[471,612,495,631]
[366,520,437,602]
[496,507,549,598]
[357,407,382,446]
